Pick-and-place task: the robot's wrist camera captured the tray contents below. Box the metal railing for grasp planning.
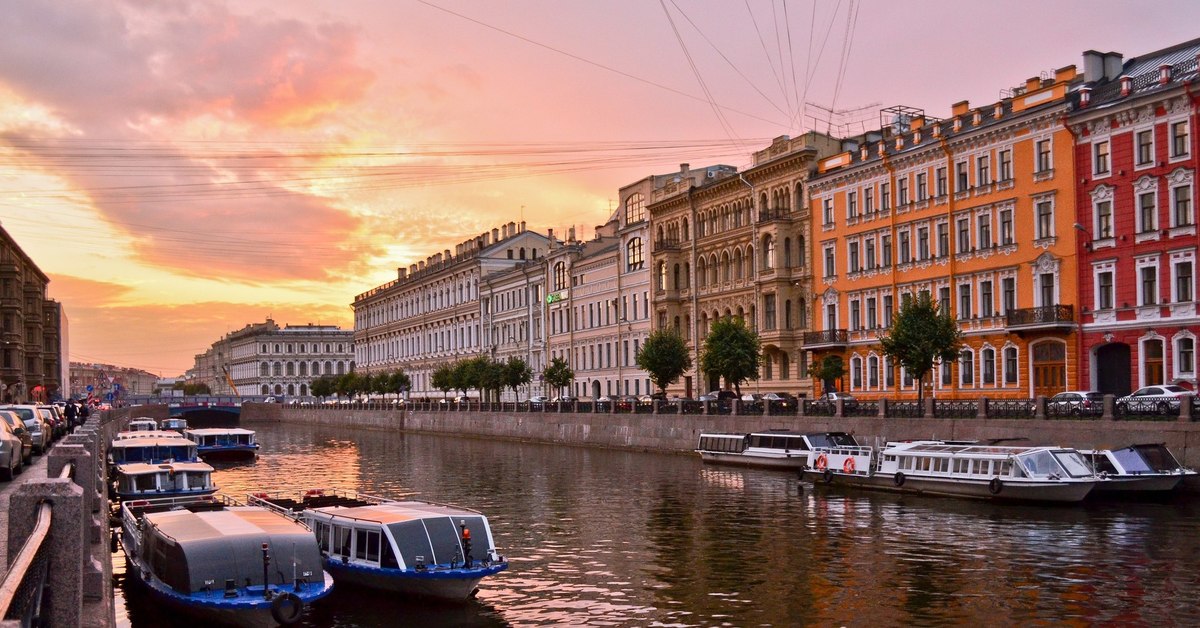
[1006,304,1074,327]
[0,502,52,626]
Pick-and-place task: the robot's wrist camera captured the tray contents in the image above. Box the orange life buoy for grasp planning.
[305,489,324,498]
[843,457,856,473]
[814,454,828,471]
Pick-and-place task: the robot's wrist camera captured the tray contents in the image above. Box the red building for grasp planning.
[1070,40,1199,395]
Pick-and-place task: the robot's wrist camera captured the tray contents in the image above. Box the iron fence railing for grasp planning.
[848,400,880,417]
[803,400,836,417]
[934,400,978,419]
[988,399,1036,418]
[888,400,923,418]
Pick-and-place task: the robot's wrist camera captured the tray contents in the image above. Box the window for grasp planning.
[553,262,567,291]
[938,286,951,314]
[959,284,972,319]
[625,192,646,223]
[864,187,875,213]
[941,359,953,385]
[1036,139,1052,172]
[898,177,909,205]
[982,348,996,384]
[918,227,930,260]
[916,173,928,201]
[1093,140,1110,174]
[1039,273,1055,307]
[881,182,891,210]
[1002,277,1016,313]
[1138,191,1157,233]
[998,149,1012,180]
[881,234,892,267]
[823,245,836,278]
[957,218,970,253]
[960,350,974,385]
[851,357,862,389]
[937,223,949,257]
[899,231,911,263]
[865,238,876,269]
[850,299,861,331]
[935,167,947,197]
[764,294,777,330]
[1096,200,1113,239]
[867,297,877,328]
[978,214,992,249]
[1179,337,1196,375]
[980,280,994,317]
[823,198,834,225]
[1036,200,1054,239]
[849,242,860,273]
[1004,347,1018,384]
[1175,261,1194,302]
[883,295,893,328]
[1171,121,1190,158]
[1136,129,1154,166]
[657,262,667,290]
[868,356,879,388]
[847,191,858,219]
[626,238,644,271]
[1141,265,1158,305]
[956,161,969,191]
[1173,184,1193,227]
[1097,270,1114,309]
[977,155,990,185]
[1000,208,1014,245]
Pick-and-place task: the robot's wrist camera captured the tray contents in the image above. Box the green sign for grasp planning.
[546,292,565,304]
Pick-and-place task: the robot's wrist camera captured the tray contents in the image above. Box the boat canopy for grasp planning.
[308,501,493,569]
[110,437,198,463]
[141,507,322,594]
[1126,444,1185,472]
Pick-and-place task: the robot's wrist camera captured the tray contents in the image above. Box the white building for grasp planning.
[193,319,354,398]
[480,259,547,400]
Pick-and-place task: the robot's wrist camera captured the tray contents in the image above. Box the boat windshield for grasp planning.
[1108,448,1156,473]
[1052,451,1093,477]
[1018,450,1092,478]
[1129,444,1182,472]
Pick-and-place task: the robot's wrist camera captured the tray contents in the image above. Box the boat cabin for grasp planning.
[309,501,495,572]
[109,436,199,465]
[127,418,158,432]
[878,443,1095,480]
[159,418,188,432]
[185,428,258,450]
[114,461,216,498]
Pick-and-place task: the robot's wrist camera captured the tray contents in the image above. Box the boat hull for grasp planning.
[804,469,1097,503]
[1092,474,1183,494]
[116,487,218,501]
[698,451,809,470]
[324,558,506,601]
[197,445,259,460]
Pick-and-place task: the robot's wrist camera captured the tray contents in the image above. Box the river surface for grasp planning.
[114,423,1200,626]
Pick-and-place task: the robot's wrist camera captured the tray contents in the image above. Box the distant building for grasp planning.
[0,223,64,402]
[70,362,159,401]
[191,318,354,397]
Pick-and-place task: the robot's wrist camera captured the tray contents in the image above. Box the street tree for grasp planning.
[542,356,574,398]
[810,355,845,394]
[636,328,693,394]
[309,376,334,398]
[699,316,762,396]
[878,291,963,405]
[503,357,533,401]
[431,363,455,399]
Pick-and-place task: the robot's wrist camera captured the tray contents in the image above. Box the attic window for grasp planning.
[953,118,962,132]
[993,103,1003,119]
[972,111,982,125]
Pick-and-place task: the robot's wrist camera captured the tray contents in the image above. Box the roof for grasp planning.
[1087,38,1200,108]
[312,500,486,525]
[147,506,310,543]
[185,428,256,436]
[116,461,213,475]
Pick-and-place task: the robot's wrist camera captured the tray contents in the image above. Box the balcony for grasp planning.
[802,329,849,349]
[1006,305,1074,332]
[757,209,794,224]
[654,239,682,252]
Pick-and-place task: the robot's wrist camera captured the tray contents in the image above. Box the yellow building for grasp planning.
[806,67,1081,400]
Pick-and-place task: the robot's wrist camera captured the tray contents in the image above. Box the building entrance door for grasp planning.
[1143,339,1164,386]
[1095,343,1131,396]
[1032,341,1066,399]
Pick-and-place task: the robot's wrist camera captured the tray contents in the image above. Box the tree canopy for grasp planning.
[699,316,761,395]
[810,355,845,394]
[636,328,693,393]
[878,291,963,404]
[542,356,574,397]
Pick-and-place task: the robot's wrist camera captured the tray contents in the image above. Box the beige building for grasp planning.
[648,135,841,397]
[70,362,159,400]
[191,318,353,397]
[480,259,546,400]
[353,221,552,398]
[0,224,64,402]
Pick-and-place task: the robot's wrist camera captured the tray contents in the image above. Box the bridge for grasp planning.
[125,396,252,427]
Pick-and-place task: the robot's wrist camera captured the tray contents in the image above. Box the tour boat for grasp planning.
[109,435,200,468]
[803,440,1102,503]
[185,428,260,460]
[127,418,159,432]
[1082,444,1197,495]
[159,417,188,432]
[248,489,508,601]
[120,495,334,627]
[695,430,860,470]
[112,460,218,501]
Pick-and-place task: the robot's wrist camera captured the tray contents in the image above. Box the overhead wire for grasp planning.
[831,0,860,114]
[744,0,791,119]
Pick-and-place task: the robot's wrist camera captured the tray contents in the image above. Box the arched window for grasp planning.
[300,384,308,396]
[868,355,879,388]
[682,218,690,239]
[336,361,346,375]
[683,262,690,289]
[553,262,567,291]
[274,384,283,395]
[960,349,975,385]
[325,361,334,375]
[625,193,646,224]
[273,362,282,376]
[697,258,708,288]
[626,238,644,271]
[851,356,863,389]
[261,385,270,395]
[762,235,775,269]
[781,352,790,379]
[657,262,668,290]
[981,347,996,384]
[286,362,295,376]
[673,264,681,289]
[721,252,732,282]
[299,362,308,376]
[260,362,269,376]
[287,384,295,396]
[733,249,744,280]
[519,247,526,260]
[783,238,792,268]
[312,362,321,376]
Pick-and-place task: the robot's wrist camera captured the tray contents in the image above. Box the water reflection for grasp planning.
[115,424,1200,626]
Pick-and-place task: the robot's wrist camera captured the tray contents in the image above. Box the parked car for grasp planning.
[0,418,24,480]
[1,406,47,455]
[708,390,738,401]
[1046,391,1105,416]
[817,391,857,409]
[1117,385,1195,415]
[528,395,550,404]
[697,393,718,402]
[763,392,798,409]
[551,395,577,403]
[0,410,32,465]
[615,395,638,411]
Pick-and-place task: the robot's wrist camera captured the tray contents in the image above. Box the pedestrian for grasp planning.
[79,403,90,421]
[460,521,472,568]
[65,401,78,428]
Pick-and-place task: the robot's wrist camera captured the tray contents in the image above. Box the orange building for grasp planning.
[805,67,1081,400]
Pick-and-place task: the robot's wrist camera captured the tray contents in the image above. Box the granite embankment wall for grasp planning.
[243,404,1200,467]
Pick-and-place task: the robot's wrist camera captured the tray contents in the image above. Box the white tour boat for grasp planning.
[803,440,1102,503]
[695,430,859,470]
[126,418,159,432]
[159,417,188,432]
[249,489,508,601]
[112,461,218,501]
[109,435,200,467]
[1082,443,1197,495]
[121,495,334,627]
[185,427,260,460]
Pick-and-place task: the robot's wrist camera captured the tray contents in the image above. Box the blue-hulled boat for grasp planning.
[121,495,334,627]
[109,435,199,468]
[112,461,218,501]
[185,428,260,460]
[249,489,507,601]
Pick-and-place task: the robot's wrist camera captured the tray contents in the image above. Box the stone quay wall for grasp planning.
[249,404,1200,467]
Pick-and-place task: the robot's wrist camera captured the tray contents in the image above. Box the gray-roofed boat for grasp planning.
[695,430,859,469]
[112,460,218,501]
[120,495,334,627]
[803,440,1102,503]
[109,435,199,468]
[248,489,507,601]
[185,428,260,460]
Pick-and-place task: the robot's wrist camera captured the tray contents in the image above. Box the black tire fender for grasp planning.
[822,469,834,484]
[988,477,1003,495]
[893,472,906,487]
[270,592,304,625]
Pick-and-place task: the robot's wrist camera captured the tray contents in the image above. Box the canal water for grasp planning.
[115,423,1200,626]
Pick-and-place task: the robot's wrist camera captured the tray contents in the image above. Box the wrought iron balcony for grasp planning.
[654,239,682,252]
[1006,304,1074,330]
[801,329,849,348]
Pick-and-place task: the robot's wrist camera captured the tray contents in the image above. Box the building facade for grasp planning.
[480,259,546,400]
[353,221,551,398]
[1071,41,1200,395]
[70,362,159,400]
[807,67,1081,400]
[648,138,835,398]
[0,224,64,402]
[191,319,353,397]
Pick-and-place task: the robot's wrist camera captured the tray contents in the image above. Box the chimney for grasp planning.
[1103,52,1124,81]
[568,226,576,242]
[1025,76,1042,93]
[908,116,925,131]
[547,227,554,240]
[860,145,868,160]
[993,103,1003,119]
[508,221,517,236]
[1159,63,1172,85]
[397,267,407,280]
[680,163,690,178]
[951,100,971,116]
[519,220,526,233]
[1078,86,1092,108]
[443,249,451,262]
[1082,50,1104,83]
[501,224,509,239]
[418,261,426,271]
[492,228,499,242]
[1120,75,1133,97]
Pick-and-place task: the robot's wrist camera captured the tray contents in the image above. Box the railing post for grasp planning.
[731,400,739,416]
[652,400,660,415]
[1035,396,1047,420]
[923,396,934,419]
[835,398,844,418]
[977,397,989,420]
[1103,394,1116,421]
[702,400,710,415]
[7,479,85,626]
[1179,395,1194,422]
[878,398,888,419]
[797,399,806,417]
[762,401,770,417]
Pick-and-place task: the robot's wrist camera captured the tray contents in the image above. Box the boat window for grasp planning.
[314,522,330,552]
[997,460,1011,476]
[937,459,950,473]
[186,473,208,489]
[380,536,399,568]
[1052,451,1094,478]
[1109,449,1153,473]
[1132,445,1180,472]
[134,474,158,491]
[920,457,932,472]
[900,456,913,471]
[355,529,381,563]
[387,520,435,567]
[1018,451,1059,477]
[1088,454,1119,475]
[334,525,352,556]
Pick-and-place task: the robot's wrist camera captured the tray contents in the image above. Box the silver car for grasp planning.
[0,410,32,465]
[0,418,23,480]
[2,406,47,454]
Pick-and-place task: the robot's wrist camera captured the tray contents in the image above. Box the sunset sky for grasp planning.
[1,1,1197,377]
